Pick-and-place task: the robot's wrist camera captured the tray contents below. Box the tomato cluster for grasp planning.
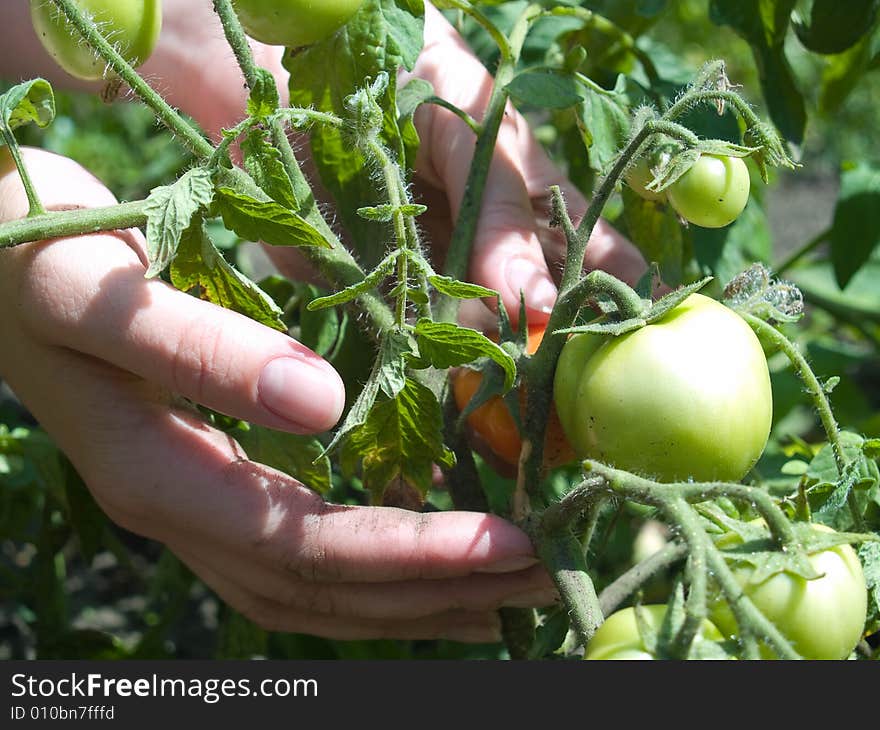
[583,604,727,660]
[627,153,751,229]
[30,0,162,81]
[709,522,868,660]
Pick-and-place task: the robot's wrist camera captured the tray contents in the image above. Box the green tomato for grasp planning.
[30,0,162,82]
[231,0,363,47]
[584,605,726,660]
[710,523,868,660]
[624,157,666,203]
[666,154,750,228]
[553,293,772,483]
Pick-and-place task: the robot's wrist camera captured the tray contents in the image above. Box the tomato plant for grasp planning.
[231,0,363,47]
[666,153,750,228]
[583,604,727,660]
[710,523,868,660]
[30,0,162,81]
[553,293,772,483]
[452,326,574,470]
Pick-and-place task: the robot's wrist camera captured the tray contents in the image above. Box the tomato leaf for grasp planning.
[506,69,583,110]
[307,253,396,311]
[410,321,517,391]
[284,0,424,268]
[0,78,55,133]
[342,377,454,500]
[396,77,433,168]
[858,541,880,628]
[829,164,880,289]
[241,128,298,211]
[574,74,631,175]
[143,167,215,278]
[793,0,880,55]
[644,276,713,323]
[170,219,286,331]
[246,68,281,120]
[214,187,331,249]
[428,275,499,301]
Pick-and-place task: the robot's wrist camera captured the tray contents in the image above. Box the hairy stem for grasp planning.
[0,201,147,248]
[742,313,862,529]
[598,542,687,616]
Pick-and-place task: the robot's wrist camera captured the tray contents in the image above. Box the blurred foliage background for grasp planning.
[2,0,879,660]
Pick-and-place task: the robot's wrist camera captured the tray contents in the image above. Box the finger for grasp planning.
[2,331,541,586]
[1,147,344,434]
[176,550,502,643]
[404,6,558,325]
[168,538,557,620]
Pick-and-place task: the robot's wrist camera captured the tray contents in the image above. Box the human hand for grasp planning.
[0,148,556,641]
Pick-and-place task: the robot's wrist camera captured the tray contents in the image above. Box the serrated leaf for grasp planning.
[234,424,332,494]
[377,328,414,399]
[645,277,714,323]
[0,78,55,132]
[170,219,285,331]
[697,139,760,158]
[429,275,498,300]
[241,128,298,210]
[247,68,281,120]
[411,321,516,390]
[307,253,396,311]
[397,77,433,166]
[144,167,215,278]
[214,187,330,249]
[575,74,631,175]
[553,318,646,337]
[344,377,454,499]
[284,0,424,268]
[647,147,701,192]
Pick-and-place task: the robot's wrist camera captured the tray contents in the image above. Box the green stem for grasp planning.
[743,313,862,530]
[52,0,213,159]
[0,201,147,248]
[425,97,482,135]
[436,3,539,325]
[530,523,604,646]
[212,0,395,337]
[584,462,800,548]
[2,130,45,216]
[598,542,687,616]
[662,496,801,660]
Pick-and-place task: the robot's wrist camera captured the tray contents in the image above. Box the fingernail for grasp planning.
[480,554,539,574]
[258,356,345,432]
[504,257,557,314]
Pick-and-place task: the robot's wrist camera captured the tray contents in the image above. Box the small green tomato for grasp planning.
[30,0,162,81]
